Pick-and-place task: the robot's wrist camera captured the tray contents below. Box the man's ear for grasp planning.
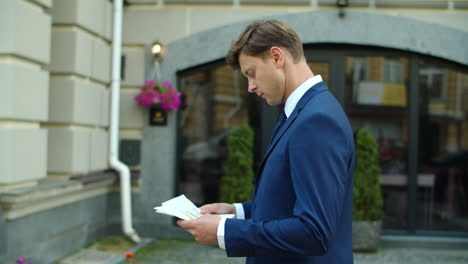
[269,46,284,67]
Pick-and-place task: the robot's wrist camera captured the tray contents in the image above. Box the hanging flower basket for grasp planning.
[134,80,182,112]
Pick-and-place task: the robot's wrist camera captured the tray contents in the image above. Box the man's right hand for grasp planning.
[199,203,235,215]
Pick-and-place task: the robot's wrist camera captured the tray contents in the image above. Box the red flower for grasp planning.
[125,252,134,259]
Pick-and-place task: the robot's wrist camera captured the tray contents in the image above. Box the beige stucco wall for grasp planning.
[46,0,112,178]
[0,0,50,189]
[0,0,114,189]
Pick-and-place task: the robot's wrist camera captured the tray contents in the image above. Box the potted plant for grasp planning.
[219,125,254,203]
[134,79,182,112]
[352,128,384,252]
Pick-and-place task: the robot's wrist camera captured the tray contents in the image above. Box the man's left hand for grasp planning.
[177,214,221,245]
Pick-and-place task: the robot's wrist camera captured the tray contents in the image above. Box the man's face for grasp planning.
[239,52,285,106]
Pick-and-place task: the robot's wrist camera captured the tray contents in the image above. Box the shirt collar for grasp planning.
[284,75,323,118]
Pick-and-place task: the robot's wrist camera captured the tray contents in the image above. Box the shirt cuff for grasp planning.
[234,203,245,219]
[217,217,228,250]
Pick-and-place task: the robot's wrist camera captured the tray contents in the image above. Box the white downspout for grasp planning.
[109,0,141,243]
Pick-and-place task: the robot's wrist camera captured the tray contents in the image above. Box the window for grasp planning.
[346,55,410,229]
[177,64,251,205]
[418,61,468,231]
[176,45,468,234]
[348,56,408,108]
[420,67,447,102]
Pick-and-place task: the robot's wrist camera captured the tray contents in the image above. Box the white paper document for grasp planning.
[154,194,235,220]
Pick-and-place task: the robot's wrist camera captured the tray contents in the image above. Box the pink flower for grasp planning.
[158,86,181,111]
[16,258,27,264]
[161,80,173,89]
[134,80,181,111]
[144,79,156,87]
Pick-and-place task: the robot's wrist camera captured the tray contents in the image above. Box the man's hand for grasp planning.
[199,203,235,215]
[177,215,221,245]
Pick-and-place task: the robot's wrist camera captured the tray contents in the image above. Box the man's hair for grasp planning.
[226,20,304,69]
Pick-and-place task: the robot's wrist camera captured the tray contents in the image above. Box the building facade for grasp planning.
[0,0,467,262]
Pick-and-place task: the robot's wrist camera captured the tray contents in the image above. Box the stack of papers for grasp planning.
[154,194,235,220]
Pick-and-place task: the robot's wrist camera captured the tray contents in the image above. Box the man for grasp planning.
[178,20,355,264]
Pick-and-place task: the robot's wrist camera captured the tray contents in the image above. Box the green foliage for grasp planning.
[353,128,384,221]
[219,125,255,204]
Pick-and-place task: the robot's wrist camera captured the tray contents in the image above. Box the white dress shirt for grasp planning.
[216,75,324,249]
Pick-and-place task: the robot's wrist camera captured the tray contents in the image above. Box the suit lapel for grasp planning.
[254,82,328,190]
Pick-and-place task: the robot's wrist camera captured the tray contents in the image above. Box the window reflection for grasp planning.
[346,55,410,229]
[348,56,408,107]
[420,67,447,101]
[418,62,468,231]
[178,65,250,205]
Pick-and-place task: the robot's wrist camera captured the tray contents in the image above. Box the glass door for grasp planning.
[344,54,411,230]
[177,63,251,205]
[417,60,468,232]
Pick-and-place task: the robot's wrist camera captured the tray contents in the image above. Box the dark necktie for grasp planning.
[270,112,287,144]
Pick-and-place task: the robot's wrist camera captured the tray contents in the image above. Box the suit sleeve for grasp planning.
[241,202,252,219]
[225,112,353,257]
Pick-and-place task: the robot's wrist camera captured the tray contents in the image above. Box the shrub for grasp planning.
[353,128,384,221]
[219,125,254,203]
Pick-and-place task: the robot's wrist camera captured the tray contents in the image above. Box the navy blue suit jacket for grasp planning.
[224,82,355,264]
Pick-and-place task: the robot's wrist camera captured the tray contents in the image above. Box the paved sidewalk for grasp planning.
[121,239,468,264]
[354,248,468,264]
[58,237,468,264]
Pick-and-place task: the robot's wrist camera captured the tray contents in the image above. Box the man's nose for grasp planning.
[247,81,257,93]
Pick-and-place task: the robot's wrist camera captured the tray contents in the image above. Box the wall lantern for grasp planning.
[150,41,164,60]
[336,0,349,18]
[148,40,164,86]
[336,0,349,7]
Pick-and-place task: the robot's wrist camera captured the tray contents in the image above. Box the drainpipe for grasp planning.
[109,0,141,243]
